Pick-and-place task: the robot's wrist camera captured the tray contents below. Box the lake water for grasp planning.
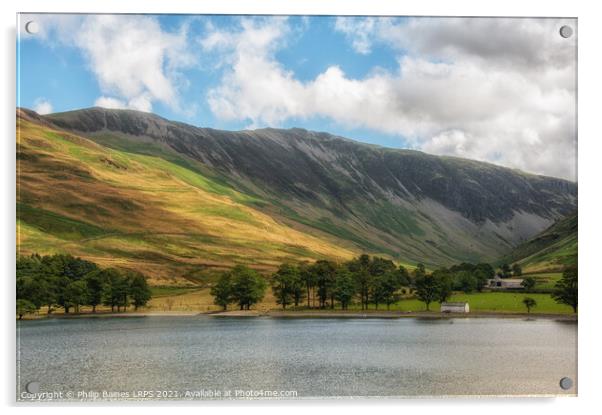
[17,316,577,400]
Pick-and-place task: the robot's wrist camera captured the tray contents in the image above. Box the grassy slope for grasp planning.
[42,108,578,270]
[82,132,457,268]
[499,212,577,273]
[17,119,357,285]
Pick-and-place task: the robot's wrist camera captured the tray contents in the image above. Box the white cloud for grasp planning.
[202,17,577,180]
[33,98,53,115]
[24,15,577,180]
[94,96,126,110]
[334,17,376,55]
[334,17,576,71]
[94,95,154,113]
[28,14,195,113]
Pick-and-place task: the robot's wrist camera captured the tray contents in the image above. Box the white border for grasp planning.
[2,1,601,414]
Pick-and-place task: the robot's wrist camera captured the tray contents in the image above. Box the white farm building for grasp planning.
[488,276,524,289]
[440,302,470,313]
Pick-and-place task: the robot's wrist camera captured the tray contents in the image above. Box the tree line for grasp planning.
[17,253,152,319]
[16,252,577,318]
[210,255,578,313]
[211,255,496,311]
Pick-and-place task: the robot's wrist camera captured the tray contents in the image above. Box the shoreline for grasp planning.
[19,309,578,321]
[210,310,577,321]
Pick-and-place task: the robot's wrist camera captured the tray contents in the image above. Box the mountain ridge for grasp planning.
[39,107,576,223]
[32,106,574,183]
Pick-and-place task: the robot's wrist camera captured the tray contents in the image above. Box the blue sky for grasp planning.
[17,14,577,179]
[18,15,406,148]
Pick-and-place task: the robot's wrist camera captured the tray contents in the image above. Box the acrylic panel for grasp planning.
[16,14,578,401]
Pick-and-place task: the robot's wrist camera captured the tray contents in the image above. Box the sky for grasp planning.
[17,14,577,180]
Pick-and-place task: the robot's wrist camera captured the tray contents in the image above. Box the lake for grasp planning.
[17,316,577,400]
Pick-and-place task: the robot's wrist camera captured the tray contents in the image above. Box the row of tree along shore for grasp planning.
[17,254,151,319]
[17,253,577,319]
[211,254,578,313]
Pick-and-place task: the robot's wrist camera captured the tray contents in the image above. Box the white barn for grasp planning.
[440,302,470,313]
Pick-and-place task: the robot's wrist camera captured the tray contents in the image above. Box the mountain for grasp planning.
[17,107,577,284]
[499,211,577,273]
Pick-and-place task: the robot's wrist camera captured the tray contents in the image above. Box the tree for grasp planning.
[414,274,440,311]
[358,254,371,270]
[102,268,129,312]
[369,257,396,278]
[433,271,453,304]
[380,272,403,310]
[512,264,523,277]
[521,276,536,291]
[413,263,426,280]
[333,269,356,310]
[17,255,56,313]
[370,275,386,310]
[457,271,477,293]
[16,299,37,320]
[500,263,512,278]
[312,260,337,309]
[128,271,151,310]
[446,262,494,292]
[230,266,267,310]
[63,256,98,281]
[299,261,316,308]
[349,258,371,310]
[395,266,411,287]
[115,276,131,311]
[367,257,398,310]
[85,269,107,312]
[211,272,233,311]
[17,254,136,315]
[39,254,97,313]
[64,280,88,313]
[289,266,305,307]
[473,269,490,292]
[552,266,578,313]
[16,275,48,310]
[522,297,537,313]
[475,263,495,279]
[55,275,74,313]
[271,264,299,310]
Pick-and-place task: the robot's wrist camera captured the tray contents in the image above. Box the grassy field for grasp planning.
[527,272,563,290]
[26,289,572,317]
[146,289,575,315]
[149,286,202,298]
[443,292,572,314]
[342,292,573,314]
[146,288,279,312]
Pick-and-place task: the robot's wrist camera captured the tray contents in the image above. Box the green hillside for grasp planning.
[43,107,578,268]
[499,212,577,273]
[17,116,356,285]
